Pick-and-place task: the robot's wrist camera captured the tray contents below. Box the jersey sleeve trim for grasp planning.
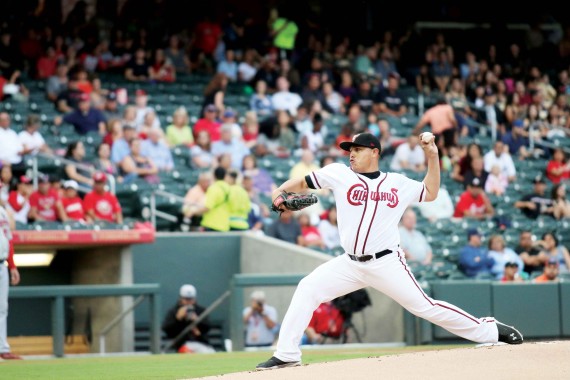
[310,171,322,189]
[305,174,316,190]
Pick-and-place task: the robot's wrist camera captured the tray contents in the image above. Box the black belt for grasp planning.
[348,249,392,262]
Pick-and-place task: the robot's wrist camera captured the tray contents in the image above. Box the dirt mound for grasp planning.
[196,341,570,380]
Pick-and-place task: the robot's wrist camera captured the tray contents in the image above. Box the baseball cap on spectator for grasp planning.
[63,180,79,190]
[92,172,107,183]
[135,89,147,97]
[388,72,400,80]
[251,290,266,301]
[532,176,546,185]
[513,119,524,128]
[504,261,519,268]
[466,228,481,239]
[38,174,50,183]
[205,104,217,113]
[19,175,32,184]
[107,91,117,101]
[469,177,483,187]
[179,284,197,299]
[223,109,236,118]
[546,257,559,266]
[339,133,382,152]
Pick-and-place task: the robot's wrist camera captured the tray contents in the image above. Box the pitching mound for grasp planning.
[196,341,570,380]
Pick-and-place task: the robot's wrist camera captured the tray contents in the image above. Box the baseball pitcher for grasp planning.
[257,133,523,370]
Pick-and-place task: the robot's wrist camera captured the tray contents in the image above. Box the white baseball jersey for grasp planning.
[0,206,11,260]
[309,163,426,256]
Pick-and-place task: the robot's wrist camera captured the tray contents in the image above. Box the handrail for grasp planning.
[9,284,162,357]
[32,152,116,194]
[149,189,186,229]
[161,290,230,353]
[99,295,146,354]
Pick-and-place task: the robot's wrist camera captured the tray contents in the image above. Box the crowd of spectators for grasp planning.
[0,2,568,276]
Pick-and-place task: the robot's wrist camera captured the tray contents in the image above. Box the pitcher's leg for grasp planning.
[366,252,498,343]
[275,256,364,362]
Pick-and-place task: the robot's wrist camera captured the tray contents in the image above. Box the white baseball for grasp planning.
[421,132,434,143]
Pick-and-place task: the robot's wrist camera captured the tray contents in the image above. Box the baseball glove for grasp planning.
[271,191,318,214]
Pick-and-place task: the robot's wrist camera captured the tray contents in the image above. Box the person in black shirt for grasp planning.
[513,176,553,219]
[514,230,547,275]
[162,284,215,353]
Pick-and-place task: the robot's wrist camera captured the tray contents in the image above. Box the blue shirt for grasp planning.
[141,139,174,171]
[111,138,131,164]
[459,245,495,278]
[63,108,106,135]
[211,139,251,170]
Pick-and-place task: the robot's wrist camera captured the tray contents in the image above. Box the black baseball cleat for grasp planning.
[256,356,301,370]
[496,321,524,344]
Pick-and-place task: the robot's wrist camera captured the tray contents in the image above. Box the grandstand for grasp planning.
[1,0,570,358]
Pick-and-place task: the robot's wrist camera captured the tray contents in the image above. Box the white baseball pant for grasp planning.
[274,251,499,362]
[0,264,10,353]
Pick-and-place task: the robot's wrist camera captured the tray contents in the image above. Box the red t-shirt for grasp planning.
[61,196,85,221]
[193,22,222,55]
[301,226,322,244]
[83,191,122,222]
[453,191,487,218]
[308,302,345,338]
[29,189,60,221]
[193,119,221,141]
[546,160,570,184]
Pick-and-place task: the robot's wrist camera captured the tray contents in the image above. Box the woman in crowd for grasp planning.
[166,106,193,147]
[120,138,159,184]
[64,141,94,188]
[190,131,215,169]
[241,154,276,197]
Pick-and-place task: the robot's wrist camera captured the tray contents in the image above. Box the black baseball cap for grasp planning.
[469,177,483,188]
[532,176,546,185]
[505,261,519,268]
[339,133,381,152]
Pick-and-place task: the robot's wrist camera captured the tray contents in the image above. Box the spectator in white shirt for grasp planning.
[238,48,258,85]
[390,135,426,172]
[414,187,454,222]
[271,76,303,116]
[483,141,516,182]
[18,114,52,157]
[0,112,23,166]
[318,205,340,250]
[398,208,433,265]
[133,89,161,131]
[299,113,325,153]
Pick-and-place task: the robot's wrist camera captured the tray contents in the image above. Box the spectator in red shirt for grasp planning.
[83,172,123,223]
[302,301,345,344]
[193,104,222,142]
[59,180,87,222]
[28,174,63,222]
[297,212,326,250]
[453,177,495,219]
[545,148,570,184]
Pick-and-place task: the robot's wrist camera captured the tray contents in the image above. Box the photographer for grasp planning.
[162,284,215,353]
[243,290,278,347]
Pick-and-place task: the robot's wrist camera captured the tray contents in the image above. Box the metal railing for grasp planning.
[9,284,162,357]
[31,152,116,194]
[99,295,146,354]
[149,189,185,229]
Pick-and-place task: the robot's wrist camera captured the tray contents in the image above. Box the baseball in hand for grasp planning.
[421,132,434,144]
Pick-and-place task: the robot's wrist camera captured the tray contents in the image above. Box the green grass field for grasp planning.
[0,345,469,380]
